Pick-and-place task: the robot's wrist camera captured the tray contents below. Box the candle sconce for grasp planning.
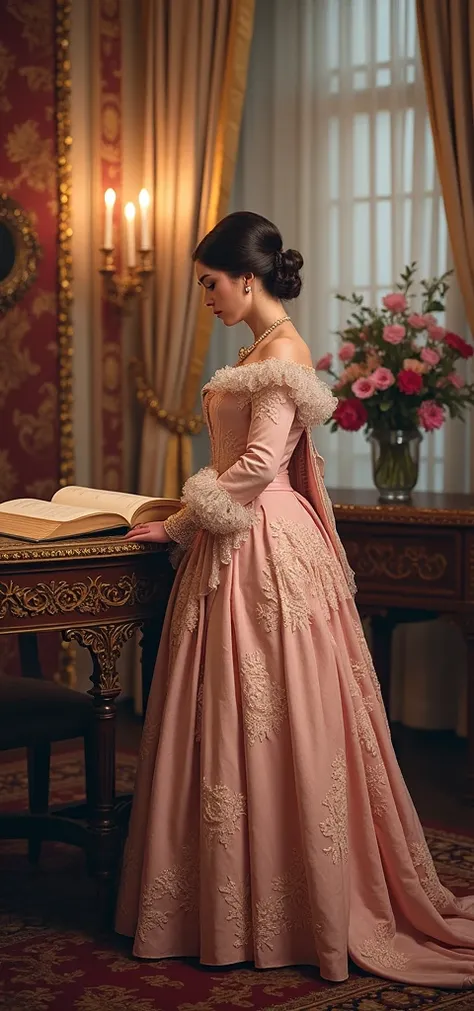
[99,188,153,310]
[99,247,153,310]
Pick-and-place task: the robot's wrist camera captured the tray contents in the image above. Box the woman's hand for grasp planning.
[124,521,171,543]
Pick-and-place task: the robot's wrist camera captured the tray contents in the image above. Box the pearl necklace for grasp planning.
[238,316,291,363]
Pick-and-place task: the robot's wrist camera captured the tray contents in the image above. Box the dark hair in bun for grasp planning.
[193,211,303,301]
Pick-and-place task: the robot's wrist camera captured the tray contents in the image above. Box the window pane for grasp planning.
[328,117,339,200]
[403,107,414,193]
[375,111,391,196]
[376,0,390,63]
[353,114,370,198]
[376,67,391,87]
[376,200,392,285]
[353,69,369,90]
[353,202,370,286]
[352,0,368,66]
[329,204,339,289]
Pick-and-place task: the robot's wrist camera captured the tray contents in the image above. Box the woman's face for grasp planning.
[195,261,250,327]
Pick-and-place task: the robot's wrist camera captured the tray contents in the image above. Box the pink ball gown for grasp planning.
[115,358,474,988]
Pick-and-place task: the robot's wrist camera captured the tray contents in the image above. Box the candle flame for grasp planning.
[104,188,116,208]
[138,188,150,209]
[124,202,136,221]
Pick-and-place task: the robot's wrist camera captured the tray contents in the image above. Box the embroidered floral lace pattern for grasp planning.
[254,852,313,952]
[251,387,288,424]
[163,508,200,568]
[353,697,379,758]
[202,779,247,849]
[256,518,350,633]
[365,762,389,818]
[359,921,409,970]
[409,839,454,912]
[169,562,200,667]
[137,843,199,942]
[319,749,348,864]
[240,649,288,746]
[352,618,389,730]
[219,876,252,949]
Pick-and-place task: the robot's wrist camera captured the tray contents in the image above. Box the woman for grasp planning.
[116,211,474,987]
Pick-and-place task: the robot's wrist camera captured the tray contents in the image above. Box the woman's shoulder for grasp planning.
[256,333,313,368]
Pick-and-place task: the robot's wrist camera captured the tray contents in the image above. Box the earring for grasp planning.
[245,285,251,293]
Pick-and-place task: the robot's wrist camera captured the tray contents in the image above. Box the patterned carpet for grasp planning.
[2,750,474,1010]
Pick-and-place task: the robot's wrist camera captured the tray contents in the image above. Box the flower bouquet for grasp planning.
[316,264,474,501]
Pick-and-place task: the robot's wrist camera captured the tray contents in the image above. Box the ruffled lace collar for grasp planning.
[202,357,337,429]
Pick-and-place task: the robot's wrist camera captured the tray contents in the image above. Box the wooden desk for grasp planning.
[0,533,174,886]
[332,489,474,799]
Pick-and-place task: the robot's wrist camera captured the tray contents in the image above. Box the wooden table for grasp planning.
[331,489,474,799]
[0,533,174,888]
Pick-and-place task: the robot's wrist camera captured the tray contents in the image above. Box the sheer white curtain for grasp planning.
[194,0,469,732]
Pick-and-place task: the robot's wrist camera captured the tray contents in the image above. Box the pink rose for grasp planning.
[420,347,440,367]
[427,324,446,341]
[408,313,427,329]
[382,292,407,312]
[315,353,333,371]
[352,376,376,399]
[383,324,406,345]
[449,371,465,389]
[423,314,437,327]
[338,341,356,363]
[372,366,395,390]
[418,401,445,431]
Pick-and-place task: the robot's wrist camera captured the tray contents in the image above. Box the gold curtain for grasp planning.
[416,0,474,333]
[137,0,255,498]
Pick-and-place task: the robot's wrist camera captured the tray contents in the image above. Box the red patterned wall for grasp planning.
[0,0,62,677]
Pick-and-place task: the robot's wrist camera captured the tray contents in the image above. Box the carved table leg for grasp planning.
[63,620,142,901]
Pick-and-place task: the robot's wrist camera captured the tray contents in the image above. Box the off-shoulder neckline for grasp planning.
[232,357,315,372]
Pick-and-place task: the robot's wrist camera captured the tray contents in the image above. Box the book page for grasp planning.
[52,486,158,524]
[0,499,106,521]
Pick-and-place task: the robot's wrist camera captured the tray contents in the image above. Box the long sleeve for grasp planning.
[181,388,296,535]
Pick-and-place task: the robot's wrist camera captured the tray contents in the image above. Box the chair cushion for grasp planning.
[0,677,93,749]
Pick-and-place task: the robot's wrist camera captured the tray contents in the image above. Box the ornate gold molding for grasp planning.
[0,573,159,620]
[0,195,42,312]
[334,502,474,527]
[345,542,448,582]
[56,0,74,489]
[63,620,141,693]
[55,0,75,685]
[0,534,165,564]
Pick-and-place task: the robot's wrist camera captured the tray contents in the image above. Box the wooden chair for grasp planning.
[0,674,94,863]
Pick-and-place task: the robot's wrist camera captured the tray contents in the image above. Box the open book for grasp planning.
[0,485,182,542]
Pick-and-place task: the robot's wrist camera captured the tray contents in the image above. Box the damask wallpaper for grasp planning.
[0,0,73,679]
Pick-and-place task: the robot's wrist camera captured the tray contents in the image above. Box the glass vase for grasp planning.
[369,429,421,503]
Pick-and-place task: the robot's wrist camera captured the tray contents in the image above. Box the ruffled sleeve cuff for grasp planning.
[163,505,200,544]
[182,466,257,537]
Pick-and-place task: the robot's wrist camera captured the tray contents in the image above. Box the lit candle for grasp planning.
[104,188,116,249]
[138,188,151,250]
[124,202,136,267]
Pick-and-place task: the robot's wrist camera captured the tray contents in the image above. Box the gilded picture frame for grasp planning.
[0,194,42,314]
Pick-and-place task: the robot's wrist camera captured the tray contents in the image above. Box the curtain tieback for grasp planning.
[130,359,204,436]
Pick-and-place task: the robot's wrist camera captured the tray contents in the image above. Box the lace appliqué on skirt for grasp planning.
[319,749,349,864]
[256,518,350,632]
[219,876,252,950]
[137,843,199,942]
[240,649,288,746]
[255,853,313,952]
[409,839,454,912]
[202,779,247,849]
[359,921,409,970]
